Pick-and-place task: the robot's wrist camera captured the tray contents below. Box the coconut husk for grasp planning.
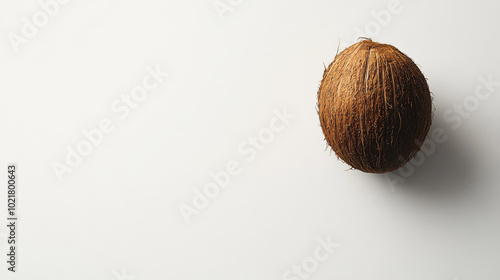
[318,39,432,173]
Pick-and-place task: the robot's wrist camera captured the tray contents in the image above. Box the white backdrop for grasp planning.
[1,0,500,279]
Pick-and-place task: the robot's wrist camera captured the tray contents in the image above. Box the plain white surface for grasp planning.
[1,0,500,279]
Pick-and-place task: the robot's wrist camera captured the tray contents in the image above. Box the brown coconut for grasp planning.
[317,39,432,173]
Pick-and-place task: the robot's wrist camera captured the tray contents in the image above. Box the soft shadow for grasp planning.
[377,116,479,199]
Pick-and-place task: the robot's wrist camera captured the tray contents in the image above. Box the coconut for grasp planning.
[317,39,432,173]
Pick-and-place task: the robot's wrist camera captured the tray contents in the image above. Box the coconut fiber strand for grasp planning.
[318,39,432,173]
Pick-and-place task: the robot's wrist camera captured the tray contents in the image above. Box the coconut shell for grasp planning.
[318,40,432,173]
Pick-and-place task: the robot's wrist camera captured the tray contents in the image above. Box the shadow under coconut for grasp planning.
[377,118,478,199]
